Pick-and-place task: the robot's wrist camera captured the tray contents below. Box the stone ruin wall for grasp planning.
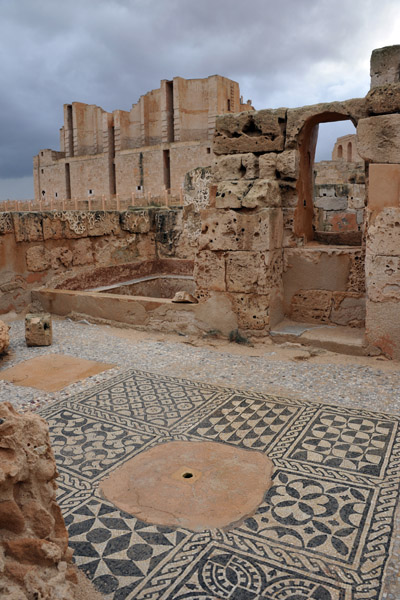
[193,45,400,358]
[0,402,79,599]
[0,207,200,316]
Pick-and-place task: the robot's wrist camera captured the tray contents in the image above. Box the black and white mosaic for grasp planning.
[39,369,400,599]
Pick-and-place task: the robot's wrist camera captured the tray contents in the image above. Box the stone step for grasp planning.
[270,319,366,356]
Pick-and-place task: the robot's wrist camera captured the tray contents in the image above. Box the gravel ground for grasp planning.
[1,316,399,598]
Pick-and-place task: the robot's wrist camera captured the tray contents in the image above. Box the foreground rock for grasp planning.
[0,319,10,354]
[0,402,84,599]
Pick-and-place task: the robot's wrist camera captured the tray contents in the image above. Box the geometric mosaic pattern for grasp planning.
[38,368,400,600]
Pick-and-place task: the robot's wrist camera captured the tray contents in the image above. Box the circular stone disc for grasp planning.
[100,441,274,530]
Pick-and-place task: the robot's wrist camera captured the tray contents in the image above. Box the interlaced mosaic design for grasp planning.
[39,369,400,600]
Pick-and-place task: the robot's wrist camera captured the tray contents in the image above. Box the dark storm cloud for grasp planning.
[0,0,399,197]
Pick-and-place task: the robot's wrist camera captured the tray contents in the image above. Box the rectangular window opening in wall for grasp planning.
[41,169,44,174]
[55,192,58,198]
[40,152,44,157]
[227,99,231,111]
[136,185,143,192]
[207,147,211,154]
[88,189,93,196]
[163,149,171,190]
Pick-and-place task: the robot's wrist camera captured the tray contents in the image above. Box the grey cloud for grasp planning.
[0,0,397,197]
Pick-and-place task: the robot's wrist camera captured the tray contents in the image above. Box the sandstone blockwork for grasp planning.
[0,403,78,599]
[0,320,10,354]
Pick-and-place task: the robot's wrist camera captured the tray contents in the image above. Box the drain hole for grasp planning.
[182,472,193,479]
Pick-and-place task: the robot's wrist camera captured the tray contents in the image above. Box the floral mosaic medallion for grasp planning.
[39,369,400,600]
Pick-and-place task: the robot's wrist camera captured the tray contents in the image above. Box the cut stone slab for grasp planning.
[271,319,366,356]
[25,312,52,346]
[0,354,115,392]
[100,440,274,531]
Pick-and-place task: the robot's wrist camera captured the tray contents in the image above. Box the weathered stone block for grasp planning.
[199,208,283,252]
[370,45,400,88]
[290,289,333,323]
[241,180,281,209]
[121,210,151,233]
[25,313,52,347]
[213,109,286,155]
[226,250,282,293]
[367,207,400,255]
[0,212,13,235]
[212,153,259,181]
[72,238,94,266]
[365,299,400,359]
[368,164,400,211]
[215,180,252,209]
[12,213,43,242]
[276,149,300,180]
[26,245,51,272]
[366,83,400,115]
[0,320,10,354]
[259,153,277,178]
[194,250,226,291]
[366,254,400,302]
[314,197,348,211]
[229,292,270,330]
[357,114,400,163]
[331,292,365,327]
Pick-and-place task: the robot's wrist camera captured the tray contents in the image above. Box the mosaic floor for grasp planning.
[38,368,400,600]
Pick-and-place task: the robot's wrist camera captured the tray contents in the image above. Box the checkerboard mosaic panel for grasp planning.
[38,369,400,599]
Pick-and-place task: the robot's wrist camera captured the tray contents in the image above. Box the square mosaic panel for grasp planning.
[38,368,400,600]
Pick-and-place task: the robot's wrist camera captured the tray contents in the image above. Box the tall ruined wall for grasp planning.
[34,75,250,200]
[0,208,198,315]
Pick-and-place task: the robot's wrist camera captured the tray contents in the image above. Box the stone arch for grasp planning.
[294,110,360,241]
[337,144,343,158]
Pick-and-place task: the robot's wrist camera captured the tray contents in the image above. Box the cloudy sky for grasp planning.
[1,0,399,199]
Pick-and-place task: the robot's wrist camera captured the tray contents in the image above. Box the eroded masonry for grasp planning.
[1,45,400,358]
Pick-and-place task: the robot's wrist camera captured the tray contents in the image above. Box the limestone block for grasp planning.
[229,292,270,330]
[0,402,75,600]
[314,197,348,211]
[280,181,298,208]
[259,153,277,178]
[366,254,400,302]
[357,114,400,163]
[366,83,400,115]
[26,246,51,272]
[367,207,400,255]
[0,212,13,235]
[50,246,73,269]
[365,299,400,359]
[331,292,366,327]
[0,320,10,354]
[25,313,52,347]
[241,180,282,209]
[290,289,333,323]
[42,214,84,240]
[72,238,94,266]
[213,109,286,155]
[215,180,253,209]
[121,210,151,233]
[368,164,400,211]
[194,250,226,291]
[226,250,282,293]
[199,208,283,252]
[328,212,358,233]
[12,213,43,242]
[212,153,259,181]
[286,98,366,149]
[276,150,300,180]
[370,45,400,88]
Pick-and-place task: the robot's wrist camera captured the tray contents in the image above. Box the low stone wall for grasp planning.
[0,208,198,315]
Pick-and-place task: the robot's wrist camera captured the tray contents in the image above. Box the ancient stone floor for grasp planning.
[1,318,400,600]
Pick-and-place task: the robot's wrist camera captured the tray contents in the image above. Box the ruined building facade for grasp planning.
[33,76,253,202]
